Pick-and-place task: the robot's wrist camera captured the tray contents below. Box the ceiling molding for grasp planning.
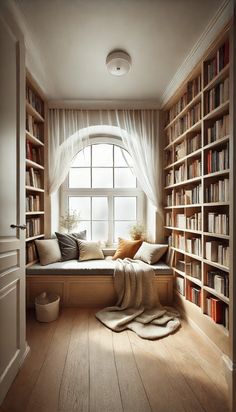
[48,99,160,110]
[160,0,233,108]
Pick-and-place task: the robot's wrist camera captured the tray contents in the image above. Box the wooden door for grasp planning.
[0,7,27,405]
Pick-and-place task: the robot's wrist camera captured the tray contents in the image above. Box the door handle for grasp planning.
[10,224,27,230]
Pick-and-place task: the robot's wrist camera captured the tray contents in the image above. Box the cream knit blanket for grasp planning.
[96,259,180,339]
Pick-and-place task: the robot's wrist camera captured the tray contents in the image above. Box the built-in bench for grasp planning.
[26,258,173,308]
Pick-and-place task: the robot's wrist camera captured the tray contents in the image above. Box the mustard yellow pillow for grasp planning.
[112,238,143,260]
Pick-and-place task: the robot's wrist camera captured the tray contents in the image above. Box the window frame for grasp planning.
[60,136,145,246]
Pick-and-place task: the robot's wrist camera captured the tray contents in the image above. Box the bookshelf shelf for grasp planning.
[25,73,46,266]
[163,29,232,349]
[203,62,230,92]
[26,101,44,122]
[25,159,44,170]
[26,130,44,147]
[203,285,229,304]
[203,100,229,121]
[26,234,45,242]
[25,186,44,193]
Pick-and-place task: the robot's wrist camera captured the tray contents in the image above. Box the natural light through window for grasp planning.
[61,142,144,245]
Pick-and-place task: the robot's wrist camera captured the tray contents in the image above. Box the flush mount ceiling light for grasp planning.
[106,50,131,76]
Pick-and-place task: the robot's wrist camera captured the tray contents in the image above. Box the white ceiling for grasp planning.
[14,0,225,104]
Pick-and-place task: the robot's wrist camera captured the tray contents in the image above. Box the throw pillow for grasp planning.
[112,238,143,260]
[134,242,168,264]
[77,240,104,261]
[35,239,61,266]
[55,230,86,261]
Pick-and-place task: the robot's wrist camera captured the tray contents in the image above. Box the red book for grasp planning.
[211,298,223,323]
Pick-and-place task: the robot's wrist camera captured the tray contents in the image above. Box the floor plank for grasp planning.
[58,308,89,412]
[0,308,230,412]
[112,330,151,412]
[88,310,123,412]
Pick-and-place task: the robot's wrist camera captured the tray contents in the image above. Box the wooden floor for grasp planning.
[0,308,229,412]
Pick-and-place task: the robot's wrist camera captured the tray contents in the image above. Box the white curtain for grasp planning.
[48,109,162,213]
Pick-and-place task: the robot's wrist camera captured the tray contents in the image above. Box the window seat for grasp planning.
[26,259,173,308]
[26,259,172,276]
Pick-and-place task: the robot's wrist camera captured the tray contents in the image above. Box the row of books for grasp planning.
[166,170,174,186]
[26,113,43,141]
[26,217,41,238]
[207,213,229,235]
[166,212,172,227]
[205,178,229,203]
[206,298,228,328]
[26,85,44,117]
[175,276,185,295]
[186,237,202,256]
[206,114,229,144]
[205,270,229,297]
[206,144,229,174]
[26,140,42,165]
[165,75,201,125]
[186,260,201,279]
[204,40,229,84]
[167,102,201,144]
[205,240,229,267]
[186,212,202,231]
[205,78,229,114]
[187,285,201,307]
[188,158,201,179]
[26,168,43,189]
[174,233,185,251]
[26,241,38,264]
[26,195,41,212]
[187,133,201,154]
[172,185,202,206]
[175,164,186,184]
[175,141,186,160]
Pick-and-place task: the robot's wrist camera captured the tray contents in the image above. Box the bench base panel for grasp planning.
[26,275,173,308]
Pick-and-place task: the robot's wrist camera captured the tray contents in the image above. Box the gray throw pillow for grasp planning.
[134,242,168,264]
[55,231,86,261]
[35,239,61,266]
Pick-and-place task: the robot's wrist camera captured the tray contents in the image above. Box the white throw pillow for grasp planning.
[35,239,61,266]
[134,242,168,264]
[77,240,104,261]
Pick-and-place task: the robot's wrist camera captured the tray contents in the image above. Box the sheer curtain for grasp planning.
[48,109,162,213]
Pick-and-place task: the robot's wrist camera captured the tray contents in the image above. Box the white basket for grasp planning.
[35,292,60,322]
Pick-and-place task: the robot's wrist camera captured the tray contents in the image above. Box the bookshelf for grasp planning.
[25,73,46,267]
[162,27,231,353]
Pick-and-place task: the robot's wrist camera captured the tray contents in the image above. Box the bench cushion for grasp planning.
[26,259,172,276]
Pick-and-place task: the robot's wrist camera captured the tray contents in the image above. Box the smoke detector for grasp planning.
[106,50,131,76]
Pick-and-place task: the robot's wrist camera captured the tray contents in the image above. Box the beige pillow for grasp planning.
[35,239,61,266]
[77,240,104,261]
[134,242,168,264]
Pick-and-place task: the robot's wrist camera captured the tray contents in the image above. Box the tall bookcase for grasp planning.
[162,25,231,354]
[25,73,46,267]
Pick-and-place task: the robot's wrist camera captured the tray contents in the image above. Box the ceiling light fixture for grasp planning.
[106,50,131,76]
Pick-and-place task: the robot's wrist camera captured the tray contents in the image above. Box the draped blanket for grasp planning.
[96,259,180,339]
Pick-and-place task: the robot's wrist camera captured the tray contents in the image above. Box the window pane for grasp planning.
[114,197,136,220]
[92,221,108,242]
[92,197,108,220]
[92,144,113,166]
[79,221,91,240]
[114,221,136,242]
[71,146,91,167]
[114,146,133,167]
[69,168,91,188]
[69,197,90,220]
[92,168,113,188]
[114,168,136,188]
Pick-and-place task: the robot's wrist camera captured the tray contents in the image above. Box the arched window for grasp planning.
[61,139,144,245]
